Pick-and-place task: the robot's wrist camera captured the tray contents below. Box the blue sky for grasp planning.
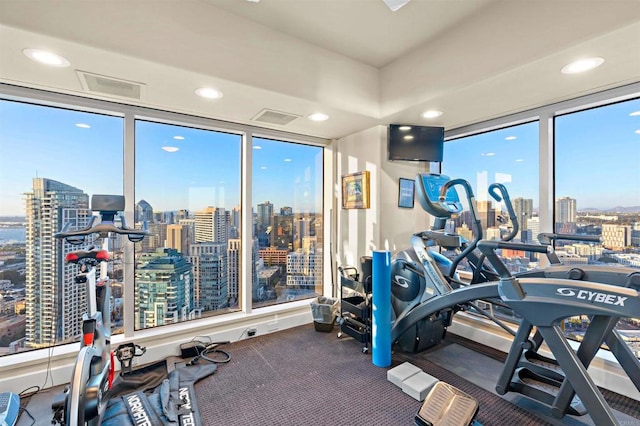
[1,97,638,216]
[444,98,640,210]
[0,100,323,216]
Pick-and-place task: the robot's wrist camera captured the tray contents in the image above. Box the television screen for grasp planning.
[388,124,444,162]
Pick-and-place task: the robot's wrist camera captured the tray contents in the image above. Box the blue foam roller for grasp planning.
[372,250,391,367]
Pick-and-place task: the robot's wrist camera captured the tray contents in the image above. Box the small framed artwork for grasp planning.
[342,171,371,209]
[398,178,415,208]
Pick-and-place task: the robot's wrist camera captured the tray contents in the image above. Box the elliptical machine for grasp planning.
[390,173,485,352]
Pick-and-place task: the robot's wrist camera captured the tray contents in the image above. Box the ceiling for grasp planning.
[0,0,639,140]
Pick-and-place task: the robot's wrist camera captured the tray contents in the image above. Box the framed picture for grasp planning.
[342,171,370,209]
[398,178,415,208]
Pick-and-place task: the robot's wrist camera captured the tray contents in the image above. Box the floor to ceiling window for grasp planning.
[0,87,327,357]
[134,120,242,330]
[0,99,123,354]
[444,121,540,259]
[251,137,324,308]
[554,97,640,353]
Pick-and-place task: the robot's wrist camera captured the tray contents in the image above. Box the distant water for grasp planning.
[0,227,26,244]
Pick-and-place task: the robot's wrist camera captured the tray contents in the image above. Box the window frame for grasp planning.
[0,83,330,348]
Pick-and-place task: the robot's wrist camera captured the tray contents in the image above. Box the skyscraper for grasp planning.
[135,248,194,328]
[556,197,577,224]
[189,242,228,312]
[476,200,496,233]
[24,178,90,348]
[512,197,534,231]
[195,207,228,243]
[166,224,191,254]
[135,199,154,224]
[257,201,274,234]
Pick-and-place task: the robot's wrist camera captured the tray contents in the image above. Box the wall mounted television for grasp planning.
[388,124,444,162]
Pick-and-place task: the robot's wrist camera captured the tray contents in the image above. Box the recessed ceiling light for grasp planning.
[253,145,262,150]
[23,48,70,67]
[284,158,292,162]
[515,159,524,162]
[161,146,179,152]
[308,112,329,122]
[482,152,496,156]
[399,126,412,131]
[195,87,223,99]
[635,129,640,135]
[422,110,443,119]
[403,135,414,140]
[75,123,91,129]
[561,57,604,74]
[173,135,184,140]
[505,136,517,141]
[260,166,267,170]
[630,111,640,116]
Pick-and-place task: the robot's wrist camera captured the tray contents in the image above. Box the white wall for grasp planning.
[333,125,432,276]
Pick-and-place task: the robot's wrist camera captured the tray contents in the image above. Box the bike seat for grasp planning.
[65,249,110,264]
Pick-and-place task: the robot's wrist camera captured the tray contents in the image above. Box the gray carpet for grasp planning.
[195,324,419,425]
[194,324,567,425]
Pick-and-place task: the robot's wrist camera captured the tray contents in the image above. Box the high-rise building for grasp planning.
[556,197,577,224]
[272,215,294,249]
[286,249,322,292]
[135,248,194,328]
[189,242,228,312]
[512,198,533,231]
[135,199,154,224]
[141,223,167,252]
[227,239,241,307]
[230,206,241,239]
[166,224,191,254]
[24,178,90,348]
[178,218,197,245]
[602,224,632,251]
[476,200,496,233]
[257,201,273,234]
[195,207,228,243]
[227,238,259,306]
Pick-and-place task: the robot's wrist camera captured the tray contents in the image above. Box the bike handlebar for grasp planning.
[55,216,149,244]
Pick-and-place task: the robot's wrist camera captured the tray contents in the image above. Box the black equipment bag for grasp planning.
[103,361,217,426]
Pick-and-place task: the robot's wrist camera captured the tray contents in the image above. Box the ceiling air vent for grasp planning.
[252,109,301,126]
[77,70,145,100]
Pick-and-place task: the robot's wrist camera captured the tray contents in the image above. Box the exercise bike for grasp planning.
[53,195,149,426]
